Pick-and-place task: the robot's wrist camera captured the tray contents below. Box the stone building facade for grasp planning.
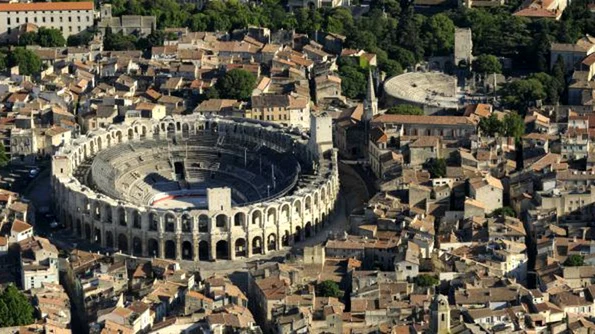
[51,115,340,261]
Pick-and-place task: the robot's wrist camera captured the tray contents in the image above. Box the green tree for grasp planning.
[502,113,525,139]
[67,30,96,47]
[427,158,447,178]
[473,54,502,74]
[415,274,439,287]
[339,66,366,99]
[0,285,34,327]
[564,254,585,267]
[214,69,256,100]
[18,32,38,46]
[7,48,42,76]
[381,59,403,78]
[501,78,546,112]
[422,14,455,56]
[386,104,424,115]
[492,206,516,217]
[317,280,342,298]
[0,143,9,167]
[479,114,502,137]
[36,27,66,47]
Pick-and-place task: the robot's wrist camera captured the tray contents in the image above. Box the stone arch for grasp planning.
[106,134,112,148]
[93,202,101,220]
[293,199,302,216]
[295,226,302,242]
[133,210,142,229]
[94,228,101,244]
[149,212,159,231]
[181,214,192,232]
[216,240,229,260]
[198,215,209,232]
[282,230,290,246]
[267,207,277,225]
[118,207,126,226]
[106,231,114,248]
[235,238,246,257]
[128,128,134,141]
[165,240,176,259]
[165,213,176,232]
[132,237,142,256]
[199,240,209,260]
[182,123,190,138]
[167,123,175,138]
[116,131,123,143]
[251,210,262,226]
[182,241,193,260]
[252,236,263,255]
[305,196,312,212]
[216,214,228,229]
[97,136,103,151]
[267,233,276,251]
[148,238,159,257]
[141,126,147,138]
[84,224,91,240]
[117,233,128,253]
[89,140,95,155]
[234,212,245,227]
[305,221,312,238]
[281,204,290,221]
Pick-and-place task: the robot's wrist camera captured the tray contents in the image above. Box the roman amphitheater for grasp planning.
[51,114,339,261]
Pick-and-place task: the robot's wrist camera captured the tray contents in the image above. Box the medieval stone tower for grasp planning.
[430,294,451,334]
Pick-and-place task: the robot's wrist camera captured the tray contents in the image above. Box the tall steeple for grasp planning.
[430,294,451,334]
[363,69,378,122]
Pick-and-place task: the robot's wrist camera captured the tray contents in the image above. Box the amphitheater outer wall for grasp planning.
[51,115,340,261]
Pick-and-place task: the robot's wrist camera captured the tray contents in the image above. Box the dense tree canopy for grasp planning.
[214,69,256,100]
[473,54,502,74]
[7,48,42,76]
[427,158,447,178]
[479,113,525,139]
[415,274,439,287]
[317,280,342,298]
[0,143,9,168]
[565,254,585,267]
[19,28,66,47]
[492,206,516,217]
[386,105,424,115]
[0,285,34,327]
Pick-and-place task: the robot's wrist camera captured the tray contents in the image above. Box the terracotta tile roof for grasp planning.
[372,114,474,126]
[0,2,94,11]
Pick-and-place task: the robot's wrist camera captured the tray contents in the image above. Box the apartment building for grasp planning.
[0,2,95,43]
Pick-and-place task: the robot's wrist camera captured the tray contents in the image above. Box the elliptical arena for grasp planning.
[51,114,339,261]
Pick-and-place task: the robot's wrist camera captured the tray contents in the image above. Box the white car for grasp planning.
[29,168,40,178]
[50,221,59,229]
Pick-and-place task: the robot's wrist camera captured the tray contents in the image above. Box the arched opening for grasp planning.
[89,141,95,155]
[281,204,290,221]
[295,226,302,243]
[216,240,229,260]
[199,241,209,260]
[182,123,190,138]
[93,204,101,220]
[305,196,312,212]
[141,126,147,138]
[148,238,159,257]
[182,241,193,260]
[165,213,176,232]
[84,224,91,240]
[116,131,123,143]
[181,214,192,232]
[165,240,176,259]
[282,230,290,246]
[235,238,246,257]
[216,215,227,229]
[149,212,159,231]
[305,222,312,238]
[267,208,277,225]
[133,211,142,229]
[167,123,175,138]
[132,237,142,256]
[117,234,128,253]
[252,211,262,226]
[94,228,101,244]
[97,137,103,151]
[198,215,209,232]
[106,231,114,248]
[75,219,81,237]
[118,207,126,227]
[293,200,301,216]
[128,128,134,141]
[267,233,276,251]
[252,236,263,255]
[234,212,245,227]
[105,206,112,223]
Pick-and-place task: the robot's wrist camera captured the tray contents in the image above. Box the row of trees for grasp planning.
[19,28,66,47]
[0,48,42,76]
